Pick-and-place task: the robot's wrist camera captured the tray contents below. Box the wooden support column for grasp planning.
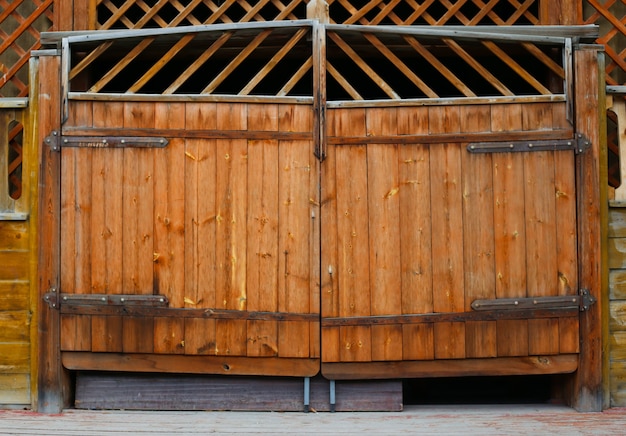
[539,0,578,25]
[36,50,70,413]
[569,44,608,411]
[53,0,96,31]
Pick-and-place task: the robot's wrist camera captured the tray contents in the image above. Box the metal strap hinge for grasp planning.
[43,291,169,310]
[471,289,596,312]
[467,133,591,154]
[44,131,168,151]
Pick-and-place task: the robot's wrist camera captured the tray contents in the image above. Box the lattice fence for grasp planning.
[0,0,53,201]
[95,0,540,29]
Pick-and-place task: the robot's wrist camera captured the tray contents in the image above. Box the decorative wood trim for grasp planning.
[60,127,313,141]
[322,354,579,379]
[62,352,320,377]
[68,92,314,104]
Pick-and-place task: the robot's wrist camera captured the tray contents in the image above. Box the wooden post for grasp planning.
[539,0,578,25]
[35,50,70,413]
[54,0,96,30]
[569,44,608,411]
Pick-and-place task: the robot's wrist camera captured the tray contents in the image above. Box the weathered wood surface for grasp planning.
[73,373,401,412]
[58,100,319,375]
[321,101,580,376]
[2,405,626,435]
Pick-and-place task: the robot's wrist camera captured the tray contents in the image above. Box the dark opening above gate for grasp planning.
[41,21,598,104]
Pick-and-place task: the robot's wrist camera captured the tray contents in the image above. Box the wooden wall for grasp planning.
[608,206,626,406]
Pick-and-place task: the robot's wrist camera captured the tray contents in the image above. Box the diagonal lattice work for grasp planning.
[95,0,539,29]
[68,23,315,97]
[96,0,308,29]
[325,26,564,100]
[582,0,626,86]
[0,0,54,97]
[327,0,539,26]
[64,23,571,102]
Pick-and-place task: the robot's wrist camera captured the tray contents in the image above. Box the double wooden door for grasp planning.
[56,98,581,380]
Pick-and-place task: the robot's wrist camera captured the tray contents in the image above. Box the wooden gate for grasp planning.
[37,22,603,410]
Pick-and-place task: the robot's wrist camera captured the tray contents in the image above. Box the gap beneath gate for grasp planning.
[73,372,558,411]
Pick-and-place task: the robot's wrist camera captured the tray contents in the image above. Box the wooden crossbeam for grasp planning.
[326,61,363,100]
[277,57,312,96]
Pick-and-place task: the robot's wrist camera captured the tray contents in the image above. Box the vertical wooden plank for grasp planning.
[91,101,124,296]
[123,102,155,295]
[60,149,76,295]
[371,325,403,361]
[402,324,434,360]
[540,0,578,25]
[36,53,71,412]
[366,108,401,317]
[60,315,91,351]
[215,103,248,357]
[552,103,578,297]
[153,102,186,306]
[429,106,464,360]
[91,316,122,352]
[559,317,580,354]
[90,102,124,352]
[465,321,497,358]
[523,104,558,299]
[528,318,560,355]
[497,319,529,357]
[434,322,465,359]
[429,107,463,314]
[339,326,371,362]
[568,45,605,411]
[153,102,186,353]
[184,102,217,355]
[246,104,279,357]
[153,317,185,354]
[397,107,432,317]
[334,109,370,319]
[184,318,216,355]
[321,111,339,318]
[278,104,313,358]
[461,105,496,358]
[122,316,154,354]
[491,103,529,359]
[321,110,340,363]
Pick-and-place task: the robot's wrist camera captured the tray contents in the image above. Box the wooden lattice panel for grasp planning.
[583,0,626,86]
[68,24,314,96]
[327,0,539,25]
[325,27,563,100]
[96,0,308,29]
[0,0,53,97]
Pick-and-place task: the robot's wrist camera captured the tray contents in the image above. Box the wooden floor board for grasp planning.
[0,406,625,434]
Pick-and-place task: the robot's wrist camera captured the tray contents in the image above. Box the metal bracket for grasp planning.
[43,291,169,310]
[467,133,591,155]
[44,130,61,152]
[43,287,59,309]
[44,131,169,151]
[579,288,596,312]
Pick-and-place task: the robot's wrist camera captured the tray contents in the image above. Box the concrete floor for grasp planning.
[1,405,626,435]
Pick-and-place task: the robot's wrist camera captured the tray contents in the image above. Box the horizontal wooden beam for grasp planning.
[60,127,313,141]
[322,354,579,379]
[63,352,320,377]
[59,306,318,322]
[328,129,573,145]
[321,308,578,327]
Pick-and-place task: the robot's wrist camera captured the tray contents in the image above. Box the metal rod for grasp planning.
[329,380,336,413]
[303,377,310,413]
